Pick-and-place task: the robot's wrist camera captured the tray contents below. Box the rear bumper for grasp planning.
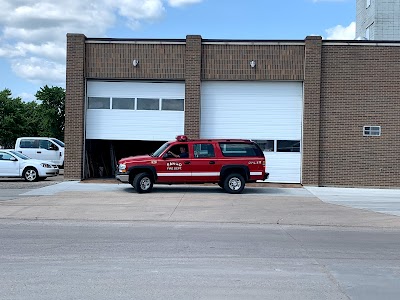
[116,173,129,183]
[264,172,269,180]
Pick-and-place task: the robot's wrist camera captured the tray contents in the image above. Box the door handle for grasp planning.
[184,161,190,165]
[209,161,215,164]
[37,151,41,154]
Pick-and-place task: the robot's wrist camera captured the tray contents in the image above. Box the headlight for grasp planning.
[118,164,126,172]
[40,163,52,168]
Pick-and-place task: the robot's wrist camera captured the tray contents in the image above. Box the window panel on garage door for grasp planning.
[88,97,110,109]
[137,98,159,110]
[112,98,135,110]
[161,99,184,111]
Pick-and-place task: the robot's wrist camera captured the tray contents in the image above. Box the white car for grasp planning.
[0,149,59,182]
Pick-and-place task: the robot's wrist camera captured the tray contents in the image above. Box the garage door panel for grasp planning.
[264,153,301,183]
[86,81,185,141]
[201,81,302,183]
[86,110,184,140]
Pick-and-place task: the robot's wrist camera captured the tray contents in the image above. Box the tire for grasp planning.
[133,173,153,193]
[23,167,39,182]
[223,173,245,194]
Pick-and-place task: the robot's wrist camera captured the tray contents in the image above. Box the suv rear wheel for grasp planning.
[133,173,153,193]
[223,173,245,194]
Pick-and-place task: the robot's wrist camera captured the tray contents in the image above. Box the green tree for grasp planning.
[35,85,65,141]
[0,89,39,148]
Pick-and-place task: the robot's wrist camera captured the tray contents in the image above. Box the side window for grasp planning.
[219,143,263,157]
[193,144,215,158]
[39,140,52,150]
[167,144,189,158]
[19,139,39,148]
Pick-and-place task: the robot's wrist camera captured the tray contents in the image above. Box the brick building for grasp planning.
[65,34,400,187]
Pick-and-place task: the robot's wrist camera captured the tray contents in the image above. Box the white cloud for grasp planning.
[325,22,356,40]
[11,57,66,86]
[0,0,203,87]
[168,0,203,7]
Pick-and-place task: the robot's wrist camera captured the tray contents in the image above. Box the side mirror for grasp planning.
[10,157,17,161]
[49,144,59,151]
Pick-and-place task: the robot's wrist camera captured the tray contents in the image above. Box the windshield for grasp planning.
[152,143,170,157]
[51,138,65,147]
[10,150,30,160]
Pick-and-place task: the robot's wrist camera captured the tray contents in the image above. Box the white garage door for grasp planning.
[86,81,185,141]
[200,81,303,183]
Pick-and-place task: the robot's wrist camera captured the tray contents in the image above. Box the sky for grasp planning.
[0,0,356,102]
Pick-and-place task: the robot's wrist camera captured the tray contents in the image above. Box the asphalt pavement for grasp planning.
[1,179,400,299]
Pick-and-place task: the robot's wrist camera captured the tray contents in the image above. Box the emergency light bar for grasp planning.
[176,135,188,142]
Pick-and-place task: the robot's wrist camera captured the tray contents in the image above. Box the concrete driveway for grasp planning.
[0,181,400,228]
[306,186,400,217]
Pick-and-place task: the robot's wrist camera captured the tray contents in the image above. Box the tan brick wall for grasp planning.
[302,36,322,186]
[184,35,202,139]
[202,44,304,80]
[319,45,400,187]
[65,34,86,180]
[86,42,185,80]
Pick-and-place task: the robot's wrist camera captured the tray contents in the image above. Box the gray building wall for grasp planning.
[356,0,400,40]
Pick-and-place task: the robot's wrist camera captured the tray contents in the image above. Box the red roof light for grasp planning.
[176,135,188,142]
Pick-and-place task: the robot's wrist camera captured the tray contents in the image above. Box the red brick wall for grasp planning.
[302,36,322,185]
[319,44,400,187]
[202,44,304,80]
[86,42,186,80]
[184,35,202,139]
[65,34,86,180]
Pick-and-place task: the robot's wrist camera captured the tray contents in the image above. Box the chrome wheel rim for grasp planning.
[228,177,241,191]
[140,177,151,190]
[26,169,37,181]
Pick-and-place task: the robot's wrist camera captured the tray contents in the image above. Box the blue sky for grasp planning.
[0,0,355,102]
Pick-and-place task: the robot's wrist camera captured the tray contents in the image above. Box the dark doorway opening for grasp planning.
[85,139,166,178]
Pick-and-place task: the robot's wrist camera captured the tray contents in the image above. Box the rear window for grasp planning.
[219,142,264,157]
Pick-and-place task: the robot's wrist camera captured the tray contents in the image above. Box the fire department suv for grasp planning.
[116,135,269,194]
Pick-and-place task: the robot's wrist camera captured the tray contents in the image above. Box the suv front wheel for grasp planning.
[223,173,245,194]
[133,172,154,193]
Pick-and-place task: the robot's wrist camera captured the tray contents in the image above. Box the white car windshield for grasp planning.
[10,151,30,160]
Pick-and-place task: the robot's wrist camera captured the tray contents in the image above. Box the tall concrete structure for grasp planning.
[356,0,400,40]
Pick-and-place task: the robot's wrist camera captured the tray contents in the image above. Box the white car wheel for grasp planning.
[23,167,39,182]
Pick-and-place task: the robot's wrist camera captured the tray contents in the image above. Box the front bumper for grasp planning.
[116,173,129,183]
[38,167,59,177]
[46,169,59,175]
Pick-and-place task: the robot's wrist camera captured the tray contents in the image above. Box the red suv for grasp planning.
[116,135,269,194]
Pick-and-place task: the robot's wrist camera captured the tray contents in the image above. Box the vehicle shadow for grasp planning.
[122,185,278,195]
